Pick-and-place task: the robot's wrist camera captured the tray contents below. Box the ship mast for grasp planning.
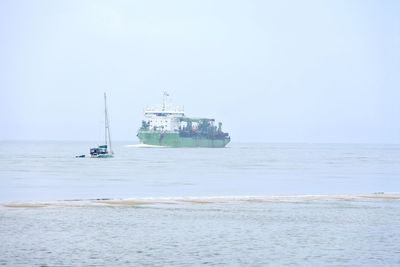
[104,92,113,154]
[162,91,169,111]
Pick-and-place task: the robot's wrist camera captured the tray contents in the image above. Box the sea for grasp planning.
[0,141,399,266]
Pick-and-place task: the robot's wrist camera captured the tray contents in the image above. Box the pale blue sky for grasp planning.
[1,0,399,143]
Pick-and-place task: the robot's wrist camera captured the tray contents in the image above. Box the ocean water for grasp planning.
[0,141,400,266]
[1,142,399,201]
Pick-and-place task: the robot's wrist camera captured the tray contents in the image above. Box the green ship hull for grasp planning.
[137,130,230,148]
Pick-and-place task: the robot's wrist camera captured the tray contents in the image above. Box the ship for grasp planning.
[137,92,231,147]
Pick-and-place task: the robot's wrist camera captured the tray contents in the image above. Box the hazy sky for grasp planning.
[1,0,399,143]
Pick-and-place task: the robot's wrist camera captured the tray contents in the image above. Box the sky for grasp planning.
[0,0,399,143]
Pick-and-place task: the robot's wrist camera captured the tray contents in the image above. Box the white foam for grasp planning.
[125,144,169,148]
[2,193,400,209]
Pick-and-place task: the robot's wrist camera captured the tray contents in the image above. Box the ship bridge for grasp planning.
[144,106,184,117]
[143,92,185,131]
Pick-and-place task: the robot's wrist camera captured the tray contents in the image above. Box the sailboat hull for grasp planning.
[91,153,113,158]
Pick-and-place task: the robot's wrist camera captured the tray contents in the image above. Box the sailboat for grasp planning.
[90,93,114,158]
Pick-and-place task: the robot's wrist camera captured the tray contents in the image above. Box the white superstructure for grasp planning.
[143,92,184,132]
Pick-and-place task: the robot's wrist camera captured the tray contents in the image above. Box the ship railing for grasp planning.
[144,105,184,113]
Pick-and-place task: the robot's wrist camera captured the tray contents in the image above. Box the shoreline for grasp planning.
[2,193,400,209]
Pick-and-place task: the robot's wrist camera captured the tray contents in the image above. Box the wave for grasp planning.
[2,193,400,209]
[125,144,169,148]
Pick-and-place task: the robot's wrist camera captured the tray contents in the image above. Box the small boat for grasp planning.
[90,93,114,158]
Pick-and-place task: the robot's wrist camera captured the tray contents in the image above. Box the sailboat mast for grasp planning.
[104,93,108,148]
[104,92,112,153]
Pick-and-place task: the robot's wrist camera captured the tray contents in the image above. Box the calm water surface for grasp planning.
[0,142,399,201]
[0,142,399,266]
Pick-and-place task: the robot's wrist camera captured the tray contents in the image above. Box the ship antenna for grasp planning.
[163,91,169,111]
